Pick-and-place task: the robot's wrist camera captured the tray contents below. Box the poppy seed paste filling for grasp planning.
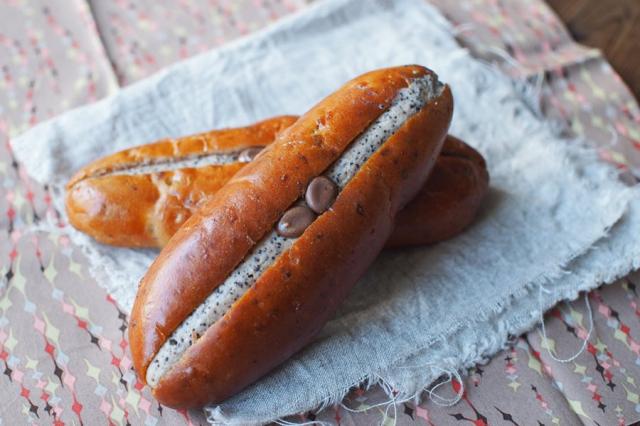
[145,74,443,386]
[85,150,251,180]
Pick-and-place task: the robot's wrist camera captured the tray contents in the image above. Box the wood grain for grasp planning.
[546,0,640,100]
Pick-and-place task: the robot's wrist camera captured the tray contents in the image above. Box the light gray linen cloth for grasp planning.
[11,0,640,424]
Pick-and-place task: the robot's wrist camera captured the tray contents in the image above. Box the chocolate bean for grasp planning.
[305,176,338,214]
[276,206,316,238]
[238,147,264,163]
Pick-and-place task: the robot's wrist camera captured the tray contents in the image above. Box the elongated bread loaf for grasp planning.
[387,135,488,247]
[129,65,453,408]
[65,116,297,247]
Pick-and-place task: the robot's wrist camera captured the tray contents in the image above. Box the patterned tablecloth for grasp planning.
[1,0,640,424]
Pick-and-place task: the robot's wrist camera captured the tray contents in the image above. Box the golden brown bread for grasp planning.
[66,120,487,248]
[129,65,453,408]
[387,135,489,247]
[65,116,297,247]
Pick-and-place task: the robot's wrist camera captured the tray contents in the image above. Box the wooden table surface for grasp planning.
[547,0,640,101]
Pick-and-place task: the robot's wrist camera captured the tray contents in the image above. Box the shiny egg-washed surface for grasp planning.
[145,73,440,387]
[1,0,639,424]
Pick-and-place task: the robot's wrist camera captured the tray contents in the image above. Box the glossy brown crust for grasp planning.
[65,116,297,247]
[129,65,453,408]
[386,135,489,247]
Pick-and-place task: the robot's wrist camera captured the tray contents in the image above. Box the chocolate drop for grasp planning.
[238,146,264,163]
[276,206,316,238]
[305,176,338,214]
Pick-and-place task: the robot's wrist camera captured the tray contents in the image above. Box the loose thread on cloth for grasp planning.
[276,419,334,426]
[340,387,399,426]
[423,367,464,407]
[538,286,594,363]
[330,278,594,426]
[339,375,401,418]
[336,365,464,426]
[395,364,464,407]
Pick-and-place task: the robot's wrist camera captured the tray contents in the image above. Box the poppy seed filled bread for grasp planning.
[129,65,453,408]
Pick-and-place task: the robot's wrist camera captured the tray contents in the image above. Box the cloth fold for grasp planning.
[10,0,639,424]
